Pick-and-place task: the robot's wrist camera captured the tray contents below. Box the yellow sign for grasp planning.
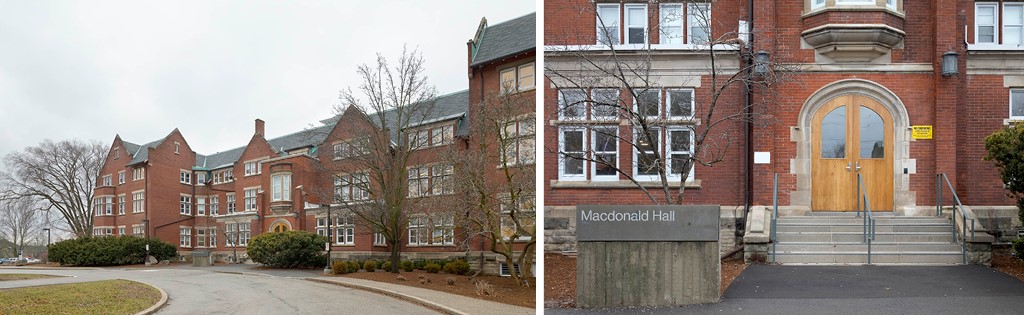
[912,125,933,140]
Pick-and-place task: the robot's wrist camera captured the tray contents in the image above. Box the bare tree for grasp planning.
[1,139,105,237]
[0,196,47,258]
[313,46,438,273]
[545,1,794,204]
[440,90,536,286]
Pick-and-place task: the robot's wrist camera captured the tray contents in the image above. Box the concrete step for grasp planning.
[777,217,951,225]
[775,224,953,233]
[771,252,964,265]
[774,243,963,253]
[775,232,955,243]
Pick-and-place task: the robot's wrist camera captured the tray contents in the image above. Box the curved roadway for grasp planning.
[0,267,436,314]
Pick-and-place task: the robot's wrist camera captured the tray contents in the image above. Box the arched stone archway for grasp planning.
[789,79,916,213]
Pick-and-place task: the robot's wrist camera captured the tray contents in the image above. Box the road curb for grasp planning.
[132,279,168,315]
[306,278,470,315]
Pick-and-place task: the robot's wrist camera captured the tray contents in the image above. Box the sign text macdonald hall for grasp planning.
[576,205,719,242]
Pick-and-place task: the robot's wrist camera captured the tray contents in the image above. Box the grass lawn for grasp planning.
[0,279,160,315]
[0,274,60,281]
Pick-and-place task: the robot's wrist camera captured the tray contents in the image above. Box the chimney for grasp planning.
[255,119,265,136]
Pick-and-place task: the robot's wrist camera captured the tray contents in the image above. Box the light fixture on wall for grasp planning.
[754,50,770,76]
[942,51,958,76]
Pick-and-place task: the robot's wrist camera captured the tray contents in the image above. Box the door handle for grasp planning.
[846,162,852,172]
[855,161,862,172]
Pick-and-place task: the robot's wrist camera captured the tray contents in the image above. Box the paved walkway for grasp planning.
[1,264,534,315]
[549,265,1024,314]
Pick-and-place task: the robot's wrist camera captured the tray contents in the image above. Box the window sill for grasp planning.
[802,5,904,19]
[545,44,740,52]
[968,44,1024,51]
[406,244,456,247]
[550,118,700,126]
[550,179,701,189]
[1003,118,1024,125]
[331,244,355,247]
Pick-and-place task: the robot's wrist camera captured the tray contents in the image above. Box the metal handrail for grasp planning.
[857,173,876,264]
[936,173,974,264]
[771,173,779,263]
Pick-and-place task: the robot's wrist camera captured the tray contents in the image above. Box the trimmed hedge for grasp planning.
[443,260,471,275]
[48,236,177,266]
[400,260,414,272]
[424,263,441,273]
[247,231,328,268]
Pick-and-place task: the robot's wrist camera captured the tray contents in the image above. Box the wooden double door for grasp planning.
[811,94,893,211]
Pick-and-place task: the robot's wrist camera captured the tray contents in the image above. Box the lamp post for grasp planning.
[42,228,50,263]
[143,219,151,265]
[322,204,332,274]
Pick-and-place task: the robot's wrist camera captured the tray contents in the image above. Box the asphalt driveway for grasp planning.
[549,264,1024,314]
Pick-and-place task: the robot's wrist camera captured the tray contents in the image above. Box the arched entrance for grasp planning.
[792,79,912,212]
[270,220,291,233]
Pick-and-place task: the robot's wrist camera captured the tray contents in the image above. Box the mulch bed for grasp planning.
[992,246,1024,282]
[543,253,749,308]
[339,269,535,308]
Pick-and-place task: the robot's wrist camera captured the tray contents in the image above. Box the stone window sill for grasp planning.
[550,179,701,189]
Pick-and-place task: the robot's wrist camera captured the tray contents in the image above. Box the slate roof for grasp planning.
[120,91,467,170]
[470,12,536,67]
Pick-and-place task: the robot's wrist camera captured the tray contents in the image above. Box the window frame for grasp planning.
[976,3,999,45]
[180,170,191,184]
[558,127,588,181]
[659,3,684,45]
[180,195,192,215]
[591,126,620,181]
[558,88,587,120]
[623,3,648,45]
[666,88,695,120]
[633,126,663,182]
[1012,89,1024,120]
[117,194,125,215]
[590,88,620,120]
[117,171,125,185]
[179,227,191,248]
[687,2,711,45]
[1004,3,1024,46]
[667,127,696,181]
[244,189,258,211]
[633,88,662,120]
[271,173,292,201]
[596,3,621,45]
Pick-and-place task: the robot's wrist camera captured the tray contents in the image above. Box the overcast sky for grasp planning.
[0,1,534,158]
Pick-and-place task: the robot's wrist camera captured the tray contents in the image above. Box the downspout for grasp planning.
[477,64,487,271]
[741,0,755,238]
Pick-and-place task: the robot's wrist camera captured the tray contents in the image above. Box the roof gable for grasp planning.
[470,12,536,67]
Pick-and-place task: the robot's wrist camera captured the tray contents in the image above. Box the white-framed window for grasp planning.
[687,2,711,45]
[624,3,647,45]
[316,217,328,237]
[500,195,535,241]
[500,63,536,93]
[335,216,355,245]
[596,3,620,45]
[836,0,875,4]
[558,89,587,120]
[431,164,454,195]
[634,126,662,181]
[196,228,206,247]
[94,196,112,216]
[226,222,250,247]
[117,195,125,215]
[117,171,125,185]
[977,3,998,44]
[101,175,112,187]
[886,0,896,10]
[408,215,454,246]
[634,89,661,119]
[180,195,192,215]
[431,124,455,147]
[374,231,387,246]
[227,193,236,214]
[118,226,126,235]
[667,127,696,181]
[667,88,695,119]
[132,167,144,181]
[180,227,191,247]
[333,143,345,160]
[244,161,260,176]
[558,128,587,180]
[244,189,258,211]
[591,127,619,181]
[196,196,206,216]
[132,191,144,213]
[271,173,292,201]
[591,89,620,120]
[174,142,180,154]
[196,172,206,185]
[132,225,144,236]
[180,170,191,184]
[659,3,684,45]
[208,228,217,247]
[114,148,120,159]
[501,118,536,166]
[407,166,430,197]
[1012,89,1024,119]
[812,0,826,9]
[1006,3,1024,46]
[210,196,219,215]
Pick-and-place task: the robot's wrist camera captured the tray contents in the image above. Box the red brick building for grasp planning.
[92,13,536,274]
[544,1,1021,254]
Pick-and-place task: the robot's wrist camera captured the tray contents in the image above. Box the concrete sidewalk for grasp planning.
[310,276,534,315]
[548,264,1024,314]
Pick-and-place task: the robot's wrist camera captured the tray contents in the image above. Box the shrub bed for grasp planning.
[247,231,328,268]
[48,236,176,266]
